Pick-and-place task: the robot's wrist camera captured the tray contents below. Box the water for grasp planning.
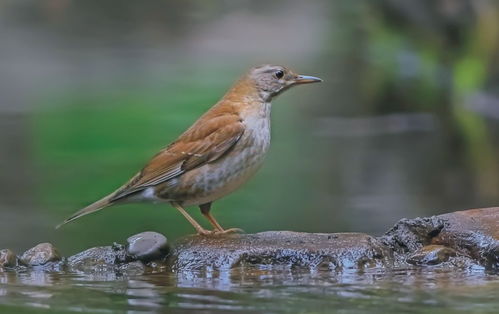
[1,1,499,312]
[1,267,498,313]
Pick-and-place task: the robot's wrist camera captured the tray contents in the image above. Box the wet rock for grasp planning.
[381,217,445,253]
[20,243,61,266]
[67,244,127,271]
[0,249,17,268]
[170,231,393,271]
[382,207,499,270]
[406,245,457,265]
[430,207,499,270]
[126,231,168,262]
[117,260,146,273]
[5,207,497,274]
[171,207,497,272]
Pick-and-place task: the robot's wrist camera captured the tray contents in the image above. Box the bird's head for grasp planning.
[248,64,322,101]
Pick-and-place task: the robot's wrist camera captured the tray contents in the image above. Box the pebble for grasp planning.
[0,249,17,268]
[20,243,61,266]
[126,231,168,262]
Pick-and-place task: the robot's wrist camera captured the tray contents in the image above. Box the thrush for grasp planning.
[57,64,322,234]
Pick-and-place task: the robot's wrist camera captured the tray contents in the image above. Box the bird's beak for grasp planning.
[293,75,323,85]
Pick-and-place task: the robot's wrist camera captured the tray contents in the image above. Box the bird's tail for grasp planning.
[55,193,115,229]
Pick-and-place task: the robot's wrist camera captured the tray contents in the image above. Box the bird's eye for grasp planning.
[274,70,284,79]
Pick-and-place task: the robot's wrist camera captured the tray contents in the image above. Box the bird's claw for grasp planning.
[196,227,244,236]
[196,229,214,236]
[216,227,244,234]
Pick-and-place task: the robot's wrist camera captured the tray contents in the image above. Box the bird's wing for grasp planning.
[111,114,244,201]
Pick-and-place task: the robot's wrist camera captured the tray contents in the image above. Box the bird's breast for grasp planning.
[240,102,272,152]
[161,102,272,206]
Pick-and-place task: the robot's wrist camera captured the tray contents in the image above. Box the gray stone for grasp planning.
[20,243,61,266]
[0,249,17,268]
[170,231,393,271]
[406,245,457,265]
[126,231,169,262]
[67,245,127,271]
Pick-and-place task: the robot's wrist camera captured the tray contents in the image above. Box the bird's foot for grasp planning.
[196,228,244,236]
[213,227,244,235]
[195,228,214,236]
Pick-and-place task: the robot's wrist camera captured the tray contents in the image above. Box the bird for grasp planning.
[56,64,322,235]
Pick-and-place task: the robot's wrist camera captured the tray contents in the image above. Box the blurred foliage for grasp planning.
[316,0,499,209]
[1,0,499,253]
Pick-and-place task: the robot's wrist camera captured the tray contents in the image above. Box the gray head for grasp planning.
[248,64,322,101]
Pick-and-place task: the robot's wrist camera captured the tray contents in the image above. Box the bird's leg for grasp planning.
[200,202,244,234]
[171,202,211,235]
[200,203,224,232]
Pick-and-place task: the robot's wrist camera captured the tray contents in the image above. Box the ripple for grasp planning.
[0,267,498,313]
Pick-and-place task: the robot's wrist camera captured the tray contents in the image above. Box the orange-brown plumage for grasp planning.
[57,65,321,234]
[115,114,245,198]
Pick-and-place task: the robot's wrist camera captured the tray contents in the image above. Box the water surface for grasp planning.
[1,267,498,313]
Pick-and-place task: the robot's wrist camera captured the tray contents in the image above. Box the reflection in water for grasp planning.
[126,279,162,309]
[0,268,498,313]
